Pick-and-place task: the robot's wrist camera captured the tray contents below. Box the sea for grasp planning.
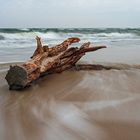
[0,28,140,64]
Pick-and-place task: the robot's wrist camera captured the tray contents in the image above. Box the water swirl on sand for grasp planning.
[0,64,140,140]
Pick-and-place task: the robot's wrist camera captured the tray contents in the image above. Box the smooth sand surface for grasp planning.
[0,63,140,140]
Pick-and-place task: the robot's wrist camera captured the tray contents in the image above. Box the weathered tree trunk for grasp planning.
[5,36,106,90]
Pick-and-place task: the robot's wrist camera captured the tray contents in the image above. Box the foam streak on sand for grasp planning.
[83,97,136,111]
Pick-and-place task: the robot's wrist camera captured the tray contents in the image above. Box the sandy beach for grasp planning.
[0,28,140,140]
[0,61,140,140]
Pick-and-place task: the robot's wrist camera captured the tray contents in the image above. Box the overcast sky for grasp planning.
[0,0,140,28]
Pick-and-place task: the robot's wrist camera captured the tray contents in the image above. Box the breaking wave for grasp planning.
[0,30,138,41]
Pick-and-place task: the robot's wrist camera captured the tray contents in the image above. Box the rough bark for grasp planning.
[5,36,106,90]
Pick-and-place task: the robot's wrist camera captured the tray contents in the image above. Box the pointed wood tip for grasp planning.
[36,36,41,40]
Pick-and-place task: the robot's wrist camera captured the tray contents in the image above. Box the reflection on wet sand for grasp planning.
[0,64,140,140]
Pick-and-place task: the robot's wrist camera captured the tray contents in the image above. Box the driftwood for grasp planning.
[5,36,106,90]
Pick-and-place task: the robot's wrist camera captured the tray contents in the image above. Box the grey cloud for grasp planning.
[0,0,139,27]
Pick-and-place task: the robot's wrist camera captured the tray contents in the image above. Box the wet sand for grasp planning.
[0,63,140,140]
